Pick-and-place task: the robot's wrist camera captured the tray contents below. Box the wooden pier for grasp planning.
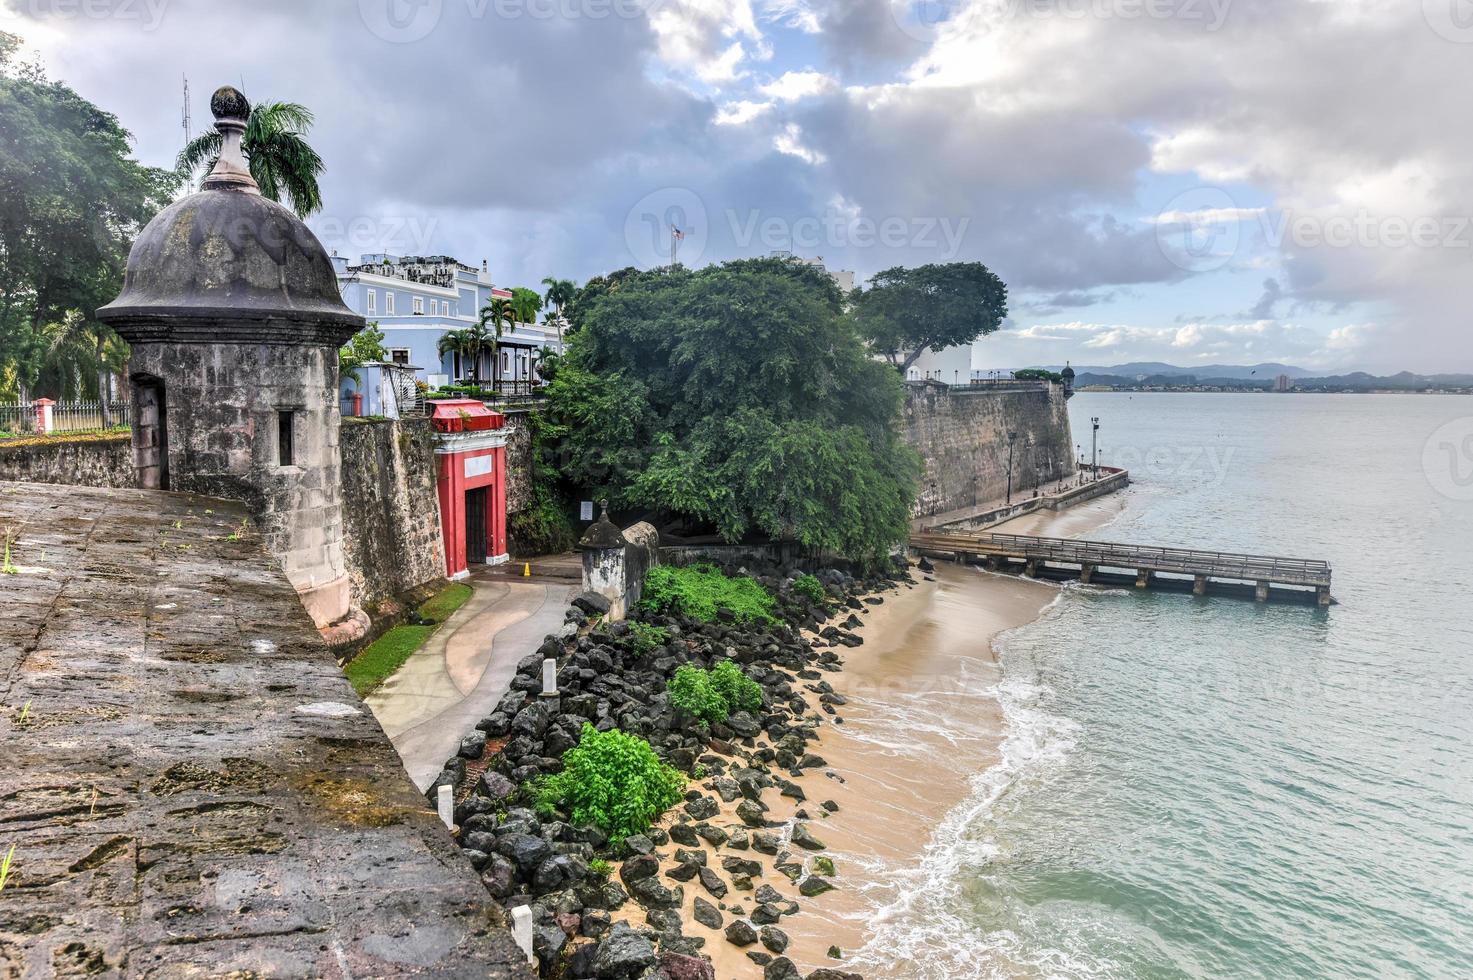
[911,530,1333,606]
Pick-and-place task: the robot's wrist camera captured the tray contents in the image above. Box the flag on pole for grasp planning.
[672,226,685,241]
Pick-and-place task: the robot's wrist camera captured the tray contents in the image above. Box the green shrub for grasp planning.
[535,724,685,841]
[589,858,613,879]
[668,660,763,723]
[790,573,826,605]
[640,564,777,624]
[668,663,728,724]
[508,496,576,557]
[711,660,764,714]
[626,621,670,658]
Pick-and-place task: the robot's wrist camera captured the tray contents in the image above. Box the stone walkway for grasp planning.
[0,481,530,978]
[367,570,574,791]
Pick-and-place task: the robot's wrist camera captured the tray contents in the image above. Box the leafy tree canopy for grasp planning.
[0,34,180,397]
[339,322,387,380]
[548,257,919,565]
[853,262,1008,375]
[176,100,324,218]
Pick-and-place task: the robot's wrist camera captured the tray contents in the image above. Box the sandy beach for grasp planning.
[624,493,1127,979]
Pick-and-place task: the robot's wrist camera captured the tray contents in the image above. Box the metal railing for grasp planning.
[912,530,1332,586]
[0,400,131,437]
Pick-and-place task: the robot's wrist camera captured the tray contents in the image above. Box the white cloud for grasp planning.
[758,69,838,101]
[774,123,827,164]
[714,99,775,126]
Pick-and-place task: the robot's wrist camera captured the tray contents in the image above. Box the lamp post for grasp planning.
[1091,417,1100,481]
[1006,430,1017,505]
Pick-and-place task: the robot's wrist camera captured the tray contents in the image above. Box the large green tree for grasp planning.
[853,262,1009,375]
[509,286,542,327]
[0,33,179,400]
[176,99,324,218]
[548,257,919,565]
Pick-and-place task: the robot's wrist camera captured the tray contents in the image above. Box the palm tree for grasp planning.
[438,319,496,390]
[480,297,516,388]
[43,314,127,427]
[176,101,325,218]
[509,286,542,328]
[541,277,576,348]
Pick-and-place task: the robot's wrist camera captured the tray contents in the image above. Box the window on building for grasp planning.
[431,300,439,316]
[385,292,395,315]
[413,296,424,315]
[366,289,376,315]
[277,410,295,466]
[389,348,411,366]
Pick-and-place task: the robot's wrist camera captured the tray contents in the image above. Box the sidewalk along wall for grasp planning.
[0,433,135,489]
[430,400,508,579]
[902,381,1078,518]
[338,418,447,616]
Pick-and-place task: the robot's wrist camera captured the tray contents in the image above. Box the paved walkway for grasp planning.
[366,570,574,791]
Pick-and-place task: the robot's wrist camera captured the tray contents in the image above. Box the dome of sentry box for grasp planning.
[97,86,362,346]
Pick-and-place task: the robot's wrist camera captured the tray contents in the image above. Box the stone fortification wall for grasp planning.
[338,417,446,615]
[502,408,534,517]
[902,382,1077,518]
[0,433,135,489]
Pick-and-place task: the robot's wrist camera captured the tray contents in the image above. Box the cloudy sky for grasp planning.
[4,0,1470,373]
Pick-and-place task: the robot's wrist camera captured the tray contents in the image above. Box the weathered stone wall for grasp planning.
[0,481,530,979]
[0,433,135,489]
[502,408,534,516]
[902,382,1077,518]
[338,417,446,616]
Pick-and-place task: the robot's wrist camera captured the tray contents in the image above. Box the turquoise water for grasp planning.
[868,393,1473,978]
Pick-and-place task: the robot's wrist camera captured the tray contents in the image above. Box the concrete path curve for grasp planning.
[365,573,574,791]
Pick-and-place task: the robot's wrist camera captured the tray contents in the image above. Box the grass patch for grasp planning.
[639,564,778,624]
[343,583,473,697]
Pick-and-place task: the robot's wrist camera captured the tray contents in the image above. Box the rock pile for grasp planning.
[429,559,908,979]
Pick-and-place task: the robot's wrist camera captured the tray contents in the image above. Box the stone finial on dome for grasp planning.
[578,500,628,550]
[202,85,259,194]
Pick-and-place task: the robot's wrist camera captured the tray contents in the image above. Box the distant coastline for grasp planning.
[1076,386,1472,395]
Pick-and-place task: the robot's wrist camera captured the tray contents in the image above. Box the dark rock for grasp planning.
[592,922,656,977]
[479,853,516,899]
[807,970,863,980]
[495,833,552,877]
[736,799,768,827]
[574,591,612,616]
[698,867,728,899]
[534,922,568,963]
[799,875,834,897]
[534,854,590,894]
[622,833,655,855]
[619,854,660,884]
[764,956,802,980]
[752,832,780,855]
[760,926,790,954]
[684,796,720,820]
[458,730,488,758]
[658,951,716,980]
[751,903,782,925]
[628,876,682,909]
[721,856,762,878]
[666,861,700,882]
[724,920,759,947]
[645,908,683,934]
[693,824,729,847]
[477,770,517,801]
[791,823,826,851]
[693,897,723,929]
[581,907,612,938]
[669,823,701,846]
[674,848,708,867]
[754,885,784,905]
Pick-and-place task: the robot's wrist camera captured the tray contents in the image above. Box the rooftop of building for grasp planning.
[0,481,530,978]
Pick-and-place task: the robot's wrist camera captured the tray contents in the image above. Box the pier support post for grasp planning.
[985,555,1001,572]
[1317,587,1331,607]
[1193,575,1207,597]
[1135,569,1152,589]
[1080,564,1094,585]
[1255,580,1270,602]
[1024,558,1039,578]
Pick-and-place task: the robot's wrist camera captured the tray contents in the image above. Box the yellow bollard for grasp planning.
[523,563,531,578]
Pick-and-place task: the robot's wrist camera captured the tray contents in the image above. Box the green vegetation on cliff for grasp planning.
[546,257,919,565]
[535,724,685,841]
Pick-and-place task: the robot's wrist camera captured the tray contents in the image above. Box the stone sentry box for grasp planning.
[97,86,364,631]
[577,502,658,621]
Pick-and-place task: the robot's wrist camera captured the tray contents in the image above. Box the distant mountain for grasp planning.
[1032,362,1314,380]
[1062,368,1473,391]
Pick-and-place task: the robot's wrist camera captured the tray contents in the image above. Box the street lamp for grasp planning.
[1006,430,1018,505]
[1091,417,1100,481]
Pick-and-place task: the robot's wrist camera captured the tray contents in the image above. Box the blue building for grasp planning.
[332,253,562,391]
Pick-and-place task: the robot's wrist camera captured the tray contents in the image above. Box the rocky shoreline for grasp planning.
[428,557,923,980]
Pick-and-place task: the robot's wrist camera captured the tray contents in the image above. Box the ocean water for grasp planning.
[862,393,1473,978]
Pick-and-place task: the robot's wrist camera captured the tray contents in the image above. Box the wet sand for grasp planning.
[624,496,1126,978]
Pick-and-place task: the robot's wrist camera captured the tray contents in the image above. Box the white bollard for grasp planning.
[436,783,454,830]
[511,904,534,964]
[540,657,558,698]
